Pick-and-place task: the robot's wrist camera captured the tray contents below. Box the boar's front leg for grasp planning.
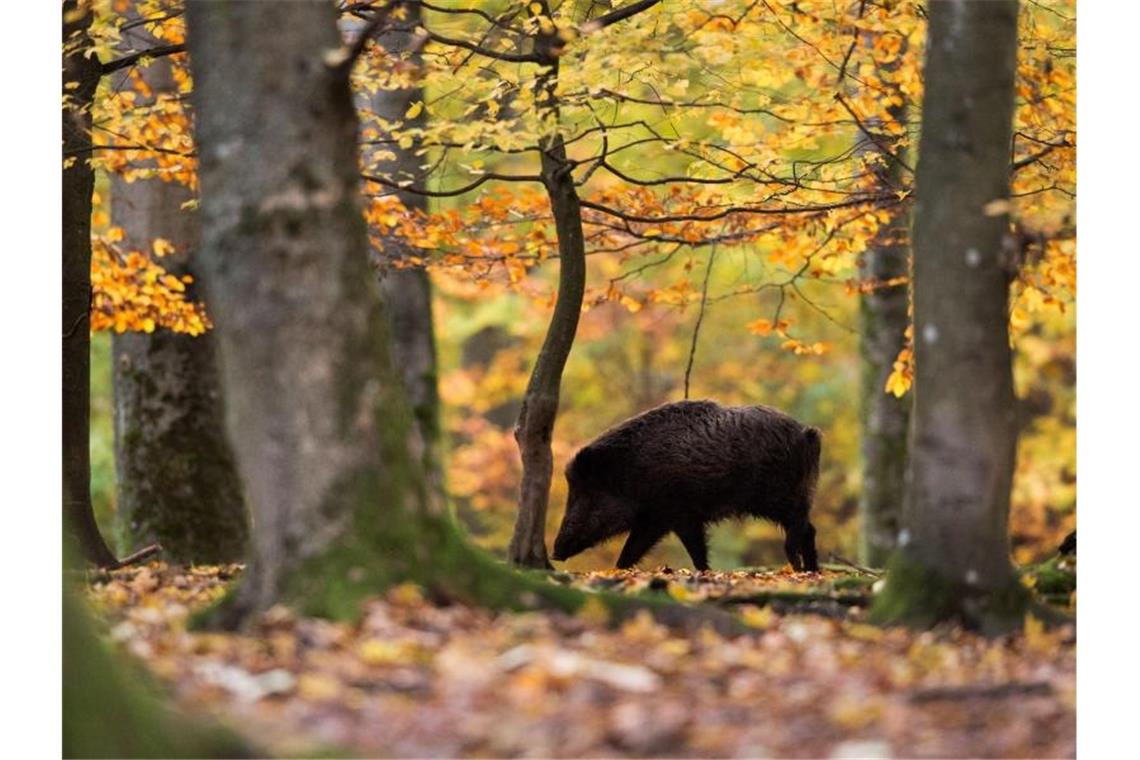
[784,521,806,572]
[783,519,820,572]
[800,521,818,572]
[616,518,669,570]
[674,520,710,572]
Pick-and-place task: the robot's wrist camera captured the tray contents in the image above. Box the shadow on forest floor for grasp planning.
[85,562,1075,758]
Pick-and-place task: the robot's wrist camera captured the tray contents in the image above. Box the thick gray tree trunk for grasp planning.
[858,104,911,567]
[871,0,1027,632]
[363,4,442,479]
[186,0,437,626]
[63,0,117,567]
[109,39,248,565]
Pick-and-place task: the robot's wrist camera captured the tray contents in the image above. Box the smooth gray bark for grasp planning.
[363,4,442,478]
[873,0,1026,631]
[63,0,117,567]
[109,39,248,565]
[186,0,431,626]
[858,103,911,567]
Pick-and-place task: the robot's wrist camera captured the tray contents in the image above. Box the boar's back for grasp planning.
[575,399,812,506]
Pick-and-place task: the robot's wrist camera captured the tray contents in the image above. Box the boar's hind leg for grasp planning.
[674,521,709,572]
[616,519,669,570]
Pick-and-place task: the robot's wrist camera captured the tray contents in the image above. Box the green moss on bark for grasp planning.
[64,583,250,758]
[870,552,1030,635]
[114,337,249,564]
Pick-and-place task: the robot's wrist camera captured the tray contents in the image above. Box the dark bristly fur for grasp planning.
[552,399,822,572]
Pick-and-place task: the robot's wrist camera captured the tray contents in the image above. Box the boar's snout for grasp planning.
[552,521,578,561]
[552,492,589,561]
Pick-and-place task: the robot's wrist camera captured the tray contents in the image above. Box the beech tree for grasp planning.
[871,0,1028,631]
[857,101,911,566]
[357,2,442,479]
[185,0,728,632]
[107,19,247,563]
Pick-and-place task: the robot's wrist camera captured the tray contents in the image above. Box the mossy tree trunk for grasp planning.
[508,3,586,570]
[858,101,911,567]
[63,535,249,758]
[185,0,737,635]
[63,0,117,568]
[108,32,248,564]
[871,0,1028,633]
[63,583,249,758]
[362,3,442,484]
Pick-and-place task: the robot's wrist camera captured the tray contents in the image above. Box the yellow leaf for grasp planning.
[152,238,175,257]
[746,318,773,336]
[983,198,1012,217]
[405,101,424,119]
[297,673,342,701]
[1024,613,1049,653]
[576,596,611,626]
[740,605,773,629]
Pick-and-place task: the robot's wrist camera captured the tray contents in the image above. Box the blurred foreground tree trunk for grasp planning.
[63,540,248,757]
[363,3,442,485]
[109,32,248,564]
[186,0,731,634]
[858,102,911,567]
[63,0,117,567]
[871,0,1028,633]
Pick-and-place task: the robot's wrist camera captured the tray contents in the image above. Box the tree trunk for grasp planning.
[858,103,911,567]
[186,0,434,626]
[508,12,586,569]
[871,0,1028,633]
[363,3,442,483]
[63,0,117,567]
[63,539,249,757]
[108,38,248,565]
[185,0,735,636]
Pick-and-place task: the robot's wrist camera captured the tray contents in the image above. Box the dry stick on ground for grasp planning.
[828,552,882,577]
[107,543,163,570]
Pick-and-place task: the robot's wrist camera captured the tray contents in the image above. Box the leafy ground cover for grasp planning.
[86,563,1074,758]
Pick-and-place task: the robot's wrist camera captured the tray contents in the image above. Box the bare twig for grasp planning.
[108,543,163,570]
[828,552,881,577]
[683,242,718,399]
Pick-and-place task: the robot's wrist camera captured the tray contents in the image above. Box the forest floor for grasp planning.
[85,562,1075,758]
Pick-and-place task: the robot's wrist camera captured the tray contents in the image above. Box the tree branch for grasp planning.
[101,43,186,76]
[363,171,541,197]
[588,0,662,30]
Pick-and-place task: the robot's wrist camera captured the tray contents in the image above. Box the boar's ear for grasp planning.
[802,426,822,461]
[568,445,612,485]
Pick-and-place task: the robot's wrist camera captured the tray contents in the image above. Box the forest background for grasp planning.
[2,0,1137,754]
[84,0,1073,571]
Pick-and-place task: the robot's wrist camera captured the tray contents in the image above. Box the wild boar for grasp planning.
[551,400,821,571]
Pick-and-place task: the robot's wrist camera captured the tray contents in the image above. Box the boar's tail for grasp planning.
[800,426,822,506]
